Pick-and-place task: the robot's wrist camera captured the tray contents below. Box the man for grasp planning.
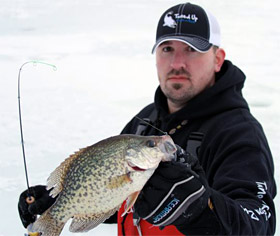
[18,2,276,235]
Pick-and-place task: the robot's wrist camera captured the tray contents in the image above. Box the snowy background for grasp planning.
[0,0,279,235]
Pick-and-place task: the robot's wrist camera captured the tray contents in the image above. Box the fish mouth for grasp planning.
[127,161,147,171]
[164,140,177,154]
[160,137,177,161]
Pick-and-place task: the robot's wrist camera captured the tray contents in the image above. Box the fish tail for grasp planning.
[30,208,65,236]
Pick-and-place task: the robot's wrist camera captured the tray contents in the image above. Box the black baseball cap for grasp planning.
[152,2,221,53]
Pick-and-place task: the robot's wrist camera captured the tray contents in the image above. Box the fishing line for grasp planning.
[18,60,57,196]
[135,116,167,135]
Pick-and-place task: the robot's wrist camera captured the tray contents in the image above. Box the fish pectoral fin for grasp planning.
[122,191,140,217]
[69,207,119,233]
[107,173,132,189]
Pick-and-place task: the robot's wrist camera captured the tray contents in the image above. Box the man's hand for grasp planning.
[18,185,57,228]
[134,146,210,227]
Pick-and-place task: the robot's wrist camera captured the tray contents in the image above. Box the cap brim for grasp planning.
[152,36,212,54]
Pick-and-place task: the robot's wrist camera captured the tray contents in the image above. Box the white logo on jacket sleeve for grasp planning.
[255,202,271,221]
[163,11,177,28]
[256,181,267,199]
[240,205,260,221]
[240,181,272,222]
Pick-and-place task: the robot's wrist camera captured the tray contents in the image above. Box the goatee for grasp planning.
[172,83,183,90]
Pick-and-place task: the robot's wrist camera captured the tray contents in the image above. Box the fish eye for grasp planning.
[146,140,156,148]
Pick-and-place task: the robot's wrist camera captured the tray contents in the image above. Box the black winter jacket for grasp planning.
[121,60,276,235]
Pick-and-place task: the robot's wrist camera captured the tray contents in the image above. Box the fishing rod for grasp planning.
[18,61,57,203]
[135,116,167,135]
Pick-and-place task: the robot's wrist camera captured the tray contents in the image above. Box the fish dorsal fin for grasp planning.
[69,207,119,233]
[46,146,91,197]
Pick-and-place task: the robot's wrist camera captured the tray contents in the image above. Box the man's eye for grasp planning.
[162,46,173,52]
[186,46,196,52]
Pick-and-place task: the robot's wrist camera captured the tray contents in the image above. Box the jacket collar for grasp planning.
[154,60,249,123]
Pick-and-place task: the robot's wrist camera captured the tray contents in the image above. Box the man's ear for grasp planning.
[215,48,226,72]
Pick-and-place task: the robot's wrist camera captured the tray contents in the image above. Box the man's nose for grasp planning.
[170,51,187,70]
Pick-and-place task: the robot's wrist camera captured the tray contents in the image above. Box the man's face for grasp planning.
[156,40,225,111]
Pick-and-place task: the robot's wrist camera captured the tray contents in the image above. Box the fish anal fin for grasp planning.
[122,191,140,217]
[69,207,119,233]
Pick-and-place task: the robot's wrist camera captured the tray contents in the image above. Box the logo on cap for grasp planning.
[163,11,177,28]
[163,11,199,28]
[175,13,198,24]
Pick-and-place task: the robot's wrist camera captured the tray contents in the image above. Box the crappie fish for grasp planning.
[29,134,176,236]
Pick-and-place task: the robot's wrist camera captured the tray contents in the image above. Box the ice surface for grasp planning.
[0,0,279,235]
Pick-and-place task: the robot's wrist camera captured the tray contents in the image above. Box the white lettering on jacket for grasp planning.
[152,198,180,223]
[255,202,271,221]
[256,181,267,199]
[240,181,271,222]
[240,205,260,221]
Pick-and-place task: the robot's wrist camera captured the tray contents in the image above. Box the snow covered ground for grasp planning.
[0,0,279,235]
